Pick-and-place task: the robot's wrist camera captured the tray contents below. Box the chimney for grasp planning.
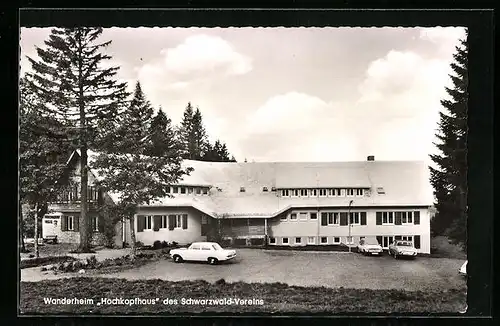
[367,155,375,161]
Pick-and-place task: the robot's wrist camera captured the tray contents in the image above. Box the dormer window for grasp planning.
[376,187,385,194]
[263,187,268,192]
[271,187,276,192]
[240,187,246,192]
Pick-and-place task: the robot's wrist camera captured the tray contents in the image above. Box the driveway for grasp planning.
[95,249,466,292]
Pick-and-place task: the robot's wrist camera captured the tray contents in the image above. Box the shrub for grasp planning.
[161,241,169,248]
[153,240,162,250]
[234,238,247,246]
[86,256,98,269]
[135,241,144,248]
[171,241,178,247]
[215,278,226,286]
[250,238,264,246]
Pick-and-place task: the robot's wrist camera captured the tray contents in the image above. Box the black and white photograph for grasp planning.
[18,15,471,315]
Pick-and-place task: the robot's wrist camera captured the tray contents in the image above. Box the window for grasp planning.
[240,187,246,192]
[45,219,53,224]
[346,188,355,196]
[310,189,317,196]
[271,187,276,192]
[282,189,289,197]
[201,215,208,225]
[307,237,315,244]
[190,244,201,250]
[333,237,340,244]
[402,211,413,224]
[175,215,182,229]
[67,216,74,231]
[173,187,179,194]
[201,245,211,250]
[280,214,287,221]
[299,212,308,220]
[263,187,268,192]
[282,238,289,244]
[180,187,186,194]
[328,212,339,225]
[382,212,394,224]
[356,188,364,196]
[300,189,308,197]
[336,188,342,196]
[269,237,276,244]
[166,187,171,193]
[203,188,208,195]
[196,188,201,195]
[160,215,168,228]
[346,236,354,244]
[188,187,193,194]
[401,236,413,242]
[320,237,328,244]
[295,237,302,244]
[290,213,298,220]
[92,216,99,232]
[291,189,299,197]
[319,189,327,197]
[144,215,153,230]
[376,187,385,194]
[310,212,317,220]
[349,212,360,225]
[328,188,334,196]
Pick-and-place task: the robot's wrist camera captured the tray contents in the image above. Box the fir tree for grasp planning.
[115,81,153,153]
[93,83,191,255]
[25,27,129,252]
[179,102,195,159]
[19,77,69,256]
[147,107,181,158]
[429,32,468,250]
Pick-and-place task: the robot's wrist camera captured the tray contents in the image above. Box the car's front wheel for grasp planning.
[173,255,183,263]
[208,257,218,265]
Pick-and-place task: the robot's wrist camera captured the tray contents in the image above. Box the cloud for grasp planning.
[354,47,459,162]
[160,34,252,76]
[246,92,333,135]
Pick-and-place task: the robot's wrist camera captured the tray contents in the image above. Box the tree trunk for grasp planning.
[129,214,137,256]
[79,146,91,252]
[19,202,26,252]
[34,203,39,258]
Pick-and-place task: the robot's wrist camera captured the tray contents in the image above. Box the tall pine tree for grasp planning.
[147,107,181,158]
[429,32,468,250]
[179,104,208,160]
[26,27,129,252]
[92,87,191,255]
[19,77,70,256]
[115,81,153,153]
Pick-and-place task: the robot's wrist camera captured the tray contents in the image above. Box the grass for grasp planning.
[20,256,78,269]
[19,278,466,314]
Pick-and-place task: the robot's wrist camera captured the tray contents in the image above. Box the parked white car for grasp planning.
[459,261,467,276]
[388,240,418,259]
[170,242,237,265]
[357,237,383,256]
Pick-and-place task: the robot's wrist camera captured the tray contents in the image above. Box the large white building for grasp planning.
[43,151,434,254]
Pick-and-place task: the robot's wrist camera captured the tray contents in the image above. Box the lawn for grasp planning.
[19,277,466,314]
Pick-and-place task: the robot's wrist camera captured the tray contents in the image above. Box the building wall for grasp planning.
[41,214,109,246]
[267,207,431,253]
[134,207,206,246]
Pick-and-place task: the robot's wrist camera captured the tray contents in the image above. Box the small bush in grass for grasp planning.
[153,240,162,250]
[86,256,98,269]
[161,241,169,248]
[215,278,226,286]
[135,241,144,248]
[171,241,178,247]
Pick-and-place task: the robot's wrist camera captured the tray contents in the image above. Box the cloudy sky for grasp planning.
[19,27,466,164]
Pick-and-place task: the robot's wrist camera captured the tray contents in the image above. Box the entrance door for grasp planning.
[382,236,394,249]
